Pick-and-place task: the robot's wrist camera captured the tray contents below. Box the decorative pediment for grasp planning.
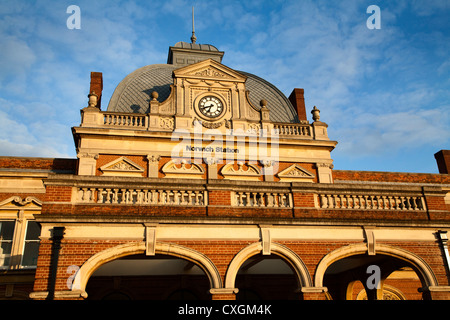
[221,162,261,181]
[0,196,42,209]
[173,59,247,82]
[100,157,145,177]
[162,160,205,179]
[276,164,315,182]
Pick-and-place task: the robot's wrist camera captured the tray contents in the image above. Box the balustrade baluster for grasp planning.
[135,189,141,204]
[280,194,287,207]
[238,192,244,206]
[191,191,197,205]
[320,195,328,208]
[97,188,104,203]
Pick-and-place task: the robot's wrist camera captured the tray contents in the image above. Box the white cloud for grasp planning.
[334,106,450,158]
[0,36,36,92]
[0,109,73,158]
[0,0,448,173]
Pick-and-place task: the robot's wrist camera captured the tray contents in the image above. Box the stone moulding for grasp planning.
[277,164,315,182]
[0,196,42,208]
[162,159,205,179]
[99,157,145,177]
[221,162,261,180]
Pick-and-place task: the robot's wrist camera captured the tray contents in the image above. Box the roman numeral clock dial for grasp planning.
[198,96,224,119]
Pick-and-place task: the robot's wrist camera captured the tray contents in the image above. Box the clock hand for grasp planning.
[201,103,214,108]
[204,103,215,112]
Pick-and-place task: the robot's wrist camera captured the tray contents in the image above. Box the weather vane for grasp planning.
[191,6,197,44]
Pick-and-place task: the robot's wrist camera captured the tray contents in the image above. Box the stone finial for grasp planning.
[151,91,159,101]
[88,91,98,108]
[311,106,320,122]
[191,6,197,44]
[260,100,270,122]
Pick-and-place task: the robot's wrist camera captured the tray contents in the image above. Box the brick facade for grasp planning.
[1,40,450,303]
[1,156,447,300]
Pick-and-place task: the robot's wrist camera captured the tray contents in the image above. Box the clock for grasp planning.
[198,96,224,118]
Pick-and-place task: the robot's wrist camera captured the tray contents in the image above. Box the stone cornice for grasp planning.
[43,173,447,195]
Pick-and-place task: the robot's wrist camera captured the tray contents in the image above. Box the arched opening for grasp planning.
[323,254,424,300]
[224,242,313,300]
[71,242,222,300]
[235,254,300,300]
[85,254,211,300]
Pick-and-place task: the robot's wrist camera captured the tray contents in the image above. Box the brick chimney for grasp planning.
[89,72,103,109]
[435,150,450,174]
[289,88,307,122]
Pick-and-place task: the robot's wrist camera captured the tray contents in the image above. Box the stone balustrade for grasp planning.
[84,109,315,139]
[103,112,147,128]
[71,177,430,214]
[233,191,292,208]
[77,187,206,206]
[318,193,426,211]
[273,123,312,137]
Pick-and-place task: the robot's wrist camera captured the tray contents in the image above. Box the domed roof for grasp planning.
[107,63,299,123]
[173,41,220,52]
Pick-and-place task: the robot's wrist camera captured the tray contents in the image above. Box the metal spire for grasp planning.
[190,6,197,44]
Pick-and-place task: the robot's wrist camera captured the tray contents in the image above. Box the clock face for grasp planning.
[198,96,224,118]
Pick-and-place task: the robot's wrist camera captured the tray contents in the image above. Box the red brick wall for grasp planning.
[426,196,450,221]
[435,150,450,174]
[294,208,430,221]
[89,72,103,109]
[33,239,127,296]
[0,157,76,172]
[293,192,315,207]
[31,238,449,300]
[382,240,448,286]
[333,170,450,184]
[426,196,447,211]
[208,190,231,206]
[43,186,73,202]
[288,88,307,121]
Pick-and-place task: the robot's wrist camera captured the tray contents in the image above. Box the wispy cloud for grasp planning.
[212,1,449,172]
[0,0,448,173]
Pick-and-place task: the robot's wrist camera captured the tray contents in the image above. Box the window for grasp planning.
[0,221,15,268]
[21,221,41,268]
[0,219,41,269]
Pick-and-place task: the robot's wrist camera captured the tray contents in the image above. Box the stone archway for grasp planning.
[224,242,313,299]
[71,241,222,298]
[314,243,439,300]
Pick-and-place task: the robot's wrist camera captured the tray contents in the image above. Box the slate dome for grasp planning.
[107,42,299,123]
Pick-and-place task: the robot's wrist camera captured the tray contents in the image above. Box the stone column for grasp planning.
[77,152,99,176]
[316,163,334,183]
[147,154,160,178]
[205,157,218,179]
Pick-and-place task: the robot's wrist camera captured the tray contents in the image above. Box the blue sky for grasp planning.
[0,0,449,173]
